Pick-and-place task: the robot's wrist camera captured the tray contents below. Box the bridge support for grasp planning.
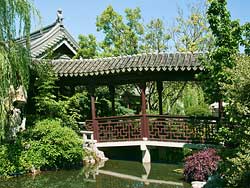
[140,138,151,163]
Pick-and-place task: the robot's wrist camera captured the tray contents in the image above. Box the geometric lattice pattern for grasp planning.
[92,116,142,142]
[148,116,218,143]
[85,115,218,143]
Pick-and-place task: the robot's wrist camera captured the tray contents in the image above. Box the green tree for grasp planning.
[0,0,39,142]
[141,18,170,112]
[74,34,98,59]
[241,23,250,55]
[201,0,241,105]
[170,1,214,52]
[219,55,250,187]
[155,1,212,115]
[200,1,249,187]
[143,18,170,52]
[96,5,144,56]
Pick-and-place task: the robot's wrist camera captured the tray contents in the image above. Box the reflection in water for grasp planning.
[0,160,190,188]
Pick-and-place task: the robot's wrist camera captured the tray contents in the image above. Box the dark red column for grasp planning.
[139,83,149,139]
[88,86,99,141]
[109,85,115,116]
[218,99,223,119]
[157,81,163,115]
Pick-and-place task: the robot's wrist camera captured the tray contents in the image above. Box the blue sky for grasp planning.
[32,0,250,42]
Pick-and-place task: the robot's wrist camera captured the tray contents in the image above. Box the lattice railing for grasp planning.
[84,115,218,143]
[86,115,142,142]
[147,115,218,143]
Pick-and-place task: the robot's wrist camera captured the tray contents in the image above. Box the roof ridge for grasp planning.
[73,51,204,62]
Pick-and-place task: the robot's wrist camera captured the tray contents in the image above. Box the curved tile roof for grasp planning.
[49,52,204,78]
[17,21,79,59]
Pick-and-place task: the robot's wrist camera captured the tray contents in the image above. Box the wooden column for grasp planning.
[109,85,115,116]
[87,86,99,141]
[157,81,163,115]
[139,82,149,138]
[218,99,223,124]
[70,85,75,96]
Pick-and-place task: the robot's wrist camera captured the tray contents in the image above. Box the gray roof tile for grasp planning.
[47,52,204,78]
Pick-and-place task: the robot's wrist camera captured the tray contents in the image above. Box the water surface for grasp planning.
[0,160,190,188]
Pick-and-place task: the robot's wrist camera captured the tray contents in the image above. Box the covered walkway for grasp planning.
[49,52,219,163]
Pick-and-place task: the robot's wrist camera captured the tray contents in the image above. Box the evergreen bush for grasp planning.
[21,119,84,171]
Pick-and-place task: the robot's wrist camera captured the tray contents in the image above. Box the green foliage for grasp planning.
[31,63,86,131]
[241,23,250,55]
[0,0,39,43]
[0,142,23,176]
[200,2,250,186]
[222,127,250,187]
[200,0,241,103]
[33,62,58,116]
[170,1,214,52]
[0,119,84,176]
[143,18,170,52]
[215,55,250,187]
[76,4,211,117]
[95,86,135,116]
[223,55,250,117]
[159,82,210,116]
[185,104,211,116]
[21,119,83,170]
[96,5,144,56]
[0,0,39,143]
[74,34,98,59]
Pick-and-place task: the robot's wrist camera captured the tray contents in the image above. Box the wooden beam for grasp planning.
[58,70,201,87]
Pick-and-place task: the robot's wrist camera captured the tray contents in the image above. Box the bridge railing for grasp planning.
[85,115,219,144]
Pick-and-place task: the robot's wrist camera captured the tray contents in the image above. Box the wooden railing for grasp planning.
[85,115,219,144]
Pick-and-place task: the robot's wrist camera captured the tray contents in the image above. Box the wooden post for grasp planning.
[218,100,223,119]
[109,85,115,116]
[87,86,99,141]
[139,83,149,138]
[157,81,163,115]
[70,85,75,96]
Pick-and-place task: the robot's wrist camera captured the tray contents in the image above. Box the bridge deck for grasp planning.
[96,140,186,148]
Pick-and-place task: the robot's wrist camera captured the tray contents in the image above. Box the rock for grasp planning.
[191,181,206,188]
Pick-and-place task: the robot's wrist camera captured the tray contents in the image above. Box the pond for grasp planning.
[0,160,190,188]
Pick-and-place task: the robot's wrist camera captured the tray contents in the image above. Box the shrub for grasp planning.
[21,119,83,171]
[0,145,18,176]
[0,139,25,176]
[184,148,220,182]
[185,104,211,116]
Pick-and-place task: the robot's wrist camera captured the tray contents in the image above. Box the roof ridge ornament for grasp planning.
[56,9,64,25]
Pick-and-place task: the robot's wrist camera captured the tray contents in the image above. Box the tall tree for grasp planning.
[201,0,241,105]
[141,18,170,112]
[155,1,213,115]
[170,0,213,52]
[74,34,98,59]
[220,55,250,187]
[143,18,170,52]
[241,23,250,55]
[96,5,144,56]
